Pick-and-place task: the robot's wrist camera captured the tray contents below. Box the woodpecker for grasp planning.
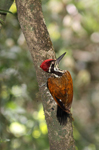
[40,52,73,125]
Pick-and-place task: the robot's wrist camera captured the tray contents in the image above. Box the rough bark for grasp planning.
[15,0,76,150]
[0,0,14,29]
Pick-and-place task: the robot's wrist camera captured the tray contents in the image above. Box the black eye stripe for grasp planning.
[52,64,54,67]
[51,63,54,71]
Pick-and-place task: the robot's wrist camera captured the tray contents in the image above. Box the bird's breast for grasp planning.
[47,70,73,110]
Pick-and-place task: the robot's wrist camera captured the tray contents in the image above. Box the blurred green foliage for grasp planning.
[0,0,99,150]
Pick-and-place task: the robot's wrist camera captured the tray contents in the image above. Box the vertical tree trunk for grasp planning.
[15,0,76,149]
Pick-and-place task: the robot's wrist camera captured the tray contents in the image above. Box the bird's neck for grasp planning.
[51,67,63,77]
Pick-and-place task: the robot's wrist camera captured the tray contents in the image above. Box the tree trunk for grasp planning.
[15,0,76,149]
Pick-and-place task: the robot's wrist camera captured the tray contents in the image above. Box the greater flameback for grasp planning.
[40,52,73,125]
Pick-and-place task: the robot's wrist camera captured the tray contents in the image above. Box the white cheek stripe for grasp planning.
[54,67,63,73]
[53,74,59,77]
[48,65,51,72]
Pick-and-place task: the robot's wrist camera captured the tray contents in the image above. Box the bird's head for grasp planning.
[40,52,66,73]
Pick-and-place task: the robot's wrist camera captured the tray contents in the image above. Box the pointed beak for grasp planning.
[56,52,66,66]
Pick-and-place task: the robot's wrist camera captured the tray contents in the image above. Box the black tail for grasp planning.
[56,105,70,125]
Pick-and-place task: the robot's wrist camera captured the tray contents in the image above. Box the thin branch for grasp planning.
[0,0,14,28]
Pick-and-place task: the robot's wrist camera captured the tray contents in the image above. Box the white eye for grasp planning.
[51,61,55,65]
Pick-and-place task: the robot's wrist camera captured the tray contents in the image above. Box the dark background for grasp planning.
[0,0,99,150]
